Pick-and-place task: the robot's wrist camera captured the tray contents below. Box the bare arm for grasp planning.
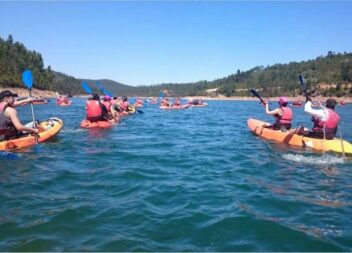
[265,103,282,116]
[5,107,38,133]
[13,97,34,107]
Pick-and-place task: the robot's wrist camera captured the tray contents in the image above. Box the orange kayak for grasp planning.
[80,118,119,129]
[0,118,63,150]
[159,105,190,110]
[248,118,352,155]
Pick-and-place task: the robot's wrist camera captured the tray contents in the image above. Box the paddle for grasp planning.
[82,82,92,94]
[21,69,38,143]
[249,88,270,110]
[299,74,310,102]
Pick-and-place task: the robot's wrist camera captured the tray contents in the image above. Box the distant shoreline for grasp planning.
[1,87,351,103]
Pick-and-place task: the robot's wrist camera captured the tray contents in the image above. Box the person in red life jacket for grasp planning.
[62,96,69,104]
[85,93,109,122]
[135,97,143,105]
[56,96,63,104]
[117,96,130,114]
[161,98,170,106]
[264,96,293,131]
[173,97,181,106]
[150,97,157,104]
[101,95,112,112]
[0,90,40,141]
[187,99,193,105]
[303,98,340,140]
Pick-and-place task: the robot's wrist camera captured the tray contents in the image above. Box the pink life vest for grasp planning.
[313,108,340,135]
[275,107,292,124]
[86,100,102,118]
[102,101,111,112]
[119,101,129,110]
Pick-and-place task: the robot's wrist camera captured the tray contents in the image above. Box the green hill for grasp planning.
[1,35,352,97]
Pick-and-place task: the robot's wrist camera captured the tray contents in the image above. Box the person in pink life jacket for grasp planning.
[135,97,143,105]
[0,90,41,141]
[303,98,340,140]
[264,96,293,131]
[173,97,181,106]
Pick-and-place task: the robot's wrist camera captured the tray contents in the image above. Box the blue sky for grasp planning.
[1,1,352,86]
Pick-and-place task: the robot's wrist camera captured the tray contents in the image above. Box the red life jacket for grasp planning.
[110,99,116,106]
[313,108,340,135]
[102,101,111,112]
[119,101,129,110]
[136,99,142,105]
[86,100,102,118]
[275,107,292,124]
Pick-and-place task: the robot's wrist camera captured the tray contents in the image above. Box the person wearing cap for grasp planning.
[264,96,293,130]
[303,98,340,139]
[0,90,39,140]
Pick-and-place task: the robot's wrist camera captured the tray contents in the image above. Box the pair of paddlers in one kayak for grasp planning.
[264,96,340,140]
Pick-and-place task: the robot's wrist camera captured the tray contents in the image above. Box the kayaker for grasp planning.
[302,98,340,139]
[192,99,199,105]
[161,98,170,106]
[135,97,143,106]
[0,90,40,140]
[85,93,109,122]
[102,95,112,112]
[117,96,130,114]
[173,97,181,106]
[264,96,293,130]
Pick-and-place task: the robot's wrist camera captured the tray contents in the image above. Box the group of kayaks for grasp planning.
[80,106,136,129]
[2,97,351,157]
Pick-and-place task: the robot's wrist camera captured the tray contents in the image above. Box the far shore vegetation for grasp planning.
[1,35,352,98]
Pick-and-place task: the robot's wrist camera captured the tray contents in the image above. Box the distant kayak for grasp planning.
[80,118,119,129]
[57,101,72,106]
[248,118,352,155]
[159,105,190,110]
[190,103,208,107]
[292,101,302,106]
[0,118,63,150]
[33,99,50,105]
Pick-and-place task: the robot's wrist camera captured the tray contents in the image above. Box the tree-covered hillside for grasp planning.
[1,35,352,97]
[0,35,54,90]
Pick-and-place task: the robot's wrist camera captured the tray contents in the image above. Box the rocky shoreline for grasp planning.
[0,87,58,98]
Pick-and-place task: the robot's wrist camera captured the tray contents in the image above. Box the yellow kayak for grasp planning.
[248,118,352,155]
[0,118,63,150]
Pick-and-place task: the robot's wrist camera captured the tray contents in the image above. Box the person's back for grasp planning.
[265,96,293,131]
[86,93,104,122]
[304,98,339,139]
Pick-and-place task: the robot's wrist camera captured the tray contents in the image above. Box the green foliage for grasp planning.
[0,34,54,90]
[1,35,352,97]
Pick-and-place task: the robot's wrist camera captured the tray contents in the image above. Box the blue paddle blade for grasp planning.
[299,74,306,91]
[22,70,33,89]
[82,82,92,94]
[159,92,164,98]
